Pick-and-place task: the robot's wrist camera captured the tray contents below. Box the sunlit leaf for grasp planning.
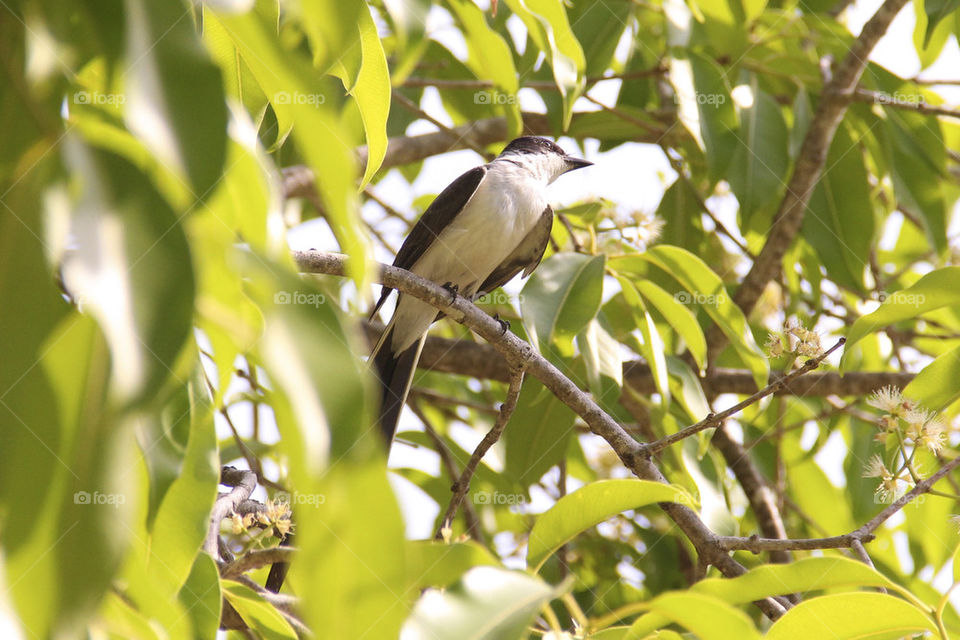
[765,592,936,639]
[404,567,555,640]
[528,479,696,570]
[842,267,960,370]
[124,0,227,199]
[521,253,605,359]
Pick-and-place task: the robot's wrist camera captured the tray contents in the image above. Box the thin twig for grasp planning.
[435,367,525,540]
[411,403,488,546]
[221,547,296,580]
[392,90,494,160]
[644,339,845,455]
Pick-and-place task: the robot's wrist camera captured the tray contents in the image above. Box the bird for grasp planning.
[370,136,592,444]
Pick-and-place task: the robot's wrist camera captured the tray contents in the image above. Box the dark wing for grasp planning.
[477,205,553,295]
[370,165,487,318]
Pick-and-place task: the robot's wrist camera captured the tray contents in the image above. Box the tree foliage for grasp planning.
[1,0,960,638]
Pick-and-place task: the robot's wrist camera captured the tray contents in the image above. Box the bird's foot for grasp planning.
[493,313,511,335]
[442,282,460,303]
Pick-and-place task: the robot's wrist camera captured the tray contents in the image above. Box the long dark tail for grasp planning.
[372,326,425,443]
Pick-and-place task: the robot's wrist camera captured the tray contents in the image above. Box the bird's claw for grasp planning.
[442,282,460,302]
[493,313,510,335]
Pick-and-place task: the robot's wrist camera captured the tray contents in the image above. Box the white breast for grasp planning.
[388,161,548,352]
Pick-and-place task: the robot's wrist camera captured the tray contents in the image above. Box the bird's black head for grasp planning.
[500,136,567,157]
[497,136,592,181]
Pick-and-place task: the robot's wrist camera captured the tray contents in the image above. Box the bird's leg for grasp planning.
[492,313,510,335]
[441,282,460,303]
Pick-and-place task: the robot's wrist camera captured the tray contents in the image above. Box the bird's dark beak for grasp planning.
[564,157,593,172]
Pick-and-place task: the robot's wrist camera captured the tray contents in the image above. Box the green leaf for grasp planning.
[527,479,696,570]
[502,0,585,129]
[98,591,164,640]
[765,592,937,639]
[446,0,523,136]
[505,376,577,486]
[569,0,633,78]
[299,0,364,69]
[40,319,122,637]
[618,277,670,402]
[406,541,500,589]
[801,124,874,293]
[904,343,960,411]
[886,105,948,253]
[58,139,195,405]
[613,247,768,389]
[669,53,737,181]
[693,557,897,603]
[223,580,298,639]
[210,7,370,286]
[146,372,219,595]
[521,253,605,359]
[645,592,760,640]
[577,318,624,400]
[634,280,708,373]
[404,567,555,640]
[841,267,960,370]
[178,553,222,639]
[727,77,790,226]
[318,5,390,188]
[124,0,227,199]
[920,0,960,48]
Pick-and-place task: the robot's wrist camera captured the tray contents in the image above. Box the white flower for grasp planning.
[765,332,784,358]
[919,415,946,454]
[867,386,904,414]
[863,454,889,479]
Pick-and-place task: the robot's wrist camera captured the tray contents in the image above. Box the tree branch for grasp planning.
[645,340,844,455]
[721,0,911,334]
[360,322,915,395]
[435,368,525,541]
[296,250,785,620]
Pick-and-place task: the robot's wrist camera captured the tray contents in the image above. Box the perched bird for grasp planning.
[370,136,592,444]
